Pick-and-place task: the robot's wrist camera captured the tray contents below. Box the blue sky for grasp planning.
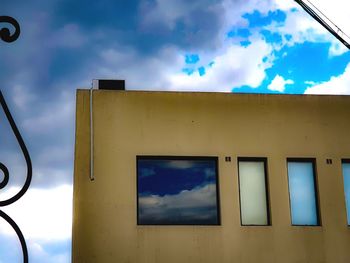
[1,0,350,261]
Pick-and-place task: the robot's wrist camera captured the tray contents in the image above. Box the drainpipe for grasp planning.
[89,79,125,181]
[89,80,97,181]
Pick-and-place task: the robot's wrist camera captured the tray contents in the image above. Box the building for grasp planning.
[73,89,350,262]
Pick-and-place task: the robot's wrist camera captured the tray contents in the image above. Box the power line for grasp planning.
[294,0,350,49]
[304,0,350,40]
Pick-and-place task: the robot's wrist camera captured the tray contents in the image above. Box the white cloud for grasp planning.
[0,185,72,261]
[21,90,75,135]
[49,24,87,48]
[0,235,70,263]
[258,1,350,56]
[139,183,217,222]
[11,85,36,111]
[305,80,317,86]
[167,39,272,91]
[166,160,196,169]
[304,63,350,94]
[96,37,272,92]
[140,0,201,30]
[1,185,73,240]
[268,75,294,92]
[140,184,217,210]
[273,0,297,11]
[328,41,349,57]
[0,88,74,188]
[220,0,330,51]
[27,240,71,263]
[140,0,223,30]
[270,7,330,45]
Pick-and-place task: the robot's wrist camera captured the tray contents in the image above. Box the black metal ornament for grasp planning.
[0,91,31,263]
[1,16,30,263]
[0,16,20,43]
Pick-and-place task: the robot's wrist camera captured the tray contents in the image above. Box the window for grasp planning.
[137,156,220,225]
[342,159,350,225]
[238,157,270,225]
[287,158,320,226]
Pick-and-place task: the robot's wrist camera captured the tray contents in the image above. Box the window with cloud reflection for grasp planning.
[137,156,220,225]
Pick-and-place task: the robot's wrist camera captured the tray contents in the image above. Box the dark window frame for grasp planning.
[286,157,321,226]
[237,157,271,226]
[136,155,221,226]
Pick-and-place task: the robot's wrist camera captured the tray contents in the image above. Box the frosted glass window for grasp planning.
[287,160,319,226]
[342,161,350,225]
[238,159,269,225]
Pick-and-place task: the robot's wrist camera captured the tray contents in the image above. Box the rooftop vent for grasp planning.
[92,79,125,90]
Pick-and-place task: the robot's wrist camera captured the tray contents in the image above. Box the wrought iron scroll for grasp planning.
[0,16,20,43]
[0,91,31,263]
[1,17,30,263]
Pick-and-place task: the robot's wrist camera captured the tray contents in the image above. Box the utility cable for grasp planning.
[294,0,350,49]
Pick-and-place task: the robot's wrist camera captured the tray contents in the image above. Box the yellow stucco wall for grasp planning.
[73,90,350,263]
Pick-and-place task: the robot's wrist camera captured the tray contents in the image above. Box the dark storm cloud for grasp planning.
[0,0,263,188]
[138,0,226,50]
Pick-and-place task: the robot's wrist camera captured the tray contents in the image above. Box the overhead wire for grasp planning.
[294,0,350,49]
[304,0,350,40]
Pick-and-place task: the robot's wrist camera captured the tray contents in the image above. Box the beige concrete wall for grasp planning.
[73,90,350,263]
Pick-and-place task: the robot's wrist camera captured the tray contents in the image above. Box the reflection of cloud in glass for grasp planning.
[138,159,217,196]
[137,158,219,225]
[204,168,215,180]
[139,168,155,178]
[139,184,218,224]
[165,160,196,169]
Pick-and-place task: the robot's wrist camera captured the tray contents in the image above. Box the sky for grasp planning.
[0,0,350,262]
